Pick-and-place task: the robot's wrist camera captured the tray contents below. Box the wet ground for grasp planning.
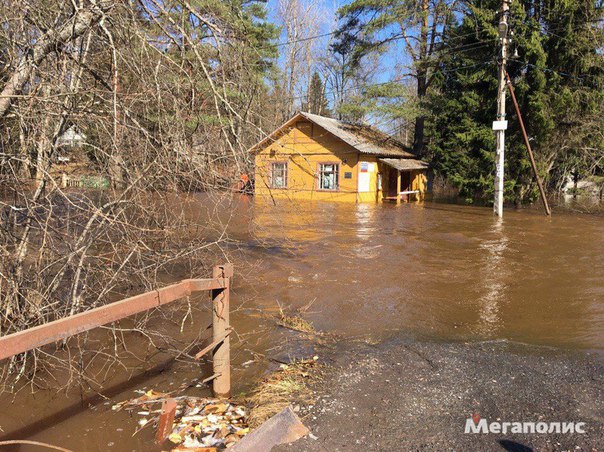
[278,337,604,451]
[2,197,604,450]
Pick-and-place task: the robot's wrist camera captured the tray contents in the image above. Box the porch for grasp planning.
[380,158,429,203]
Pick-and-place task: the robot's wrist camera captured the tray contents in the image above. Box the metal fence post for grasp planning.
[212,263,233,398]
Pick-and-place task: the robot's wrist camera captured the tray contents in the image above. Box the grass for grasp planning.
[277,311,316,334]
[275,300,316,334]
[246,358,321,428]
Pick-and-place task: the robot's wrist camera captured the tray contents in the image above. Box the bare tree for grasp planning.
[276,0,325,120]
[0,0,276,389]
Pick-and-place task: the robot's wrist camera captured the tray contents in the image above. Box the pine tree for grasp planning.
[304,72,331,116]
[426,0,604,203]
[337,0,456,155]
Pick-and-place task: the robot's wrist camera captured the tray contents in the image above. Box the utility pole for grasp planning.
[493,0,510,217]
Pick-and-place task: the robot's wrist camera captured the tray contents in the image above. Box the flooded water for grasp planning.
[241,199,604,350]
[2,197,604,450]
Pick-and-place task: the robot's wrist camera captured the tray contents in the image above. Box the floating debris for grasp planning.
[112,389,171,411]
[165,398,249,449]
[276,308,315,334]
[112,394,249,450]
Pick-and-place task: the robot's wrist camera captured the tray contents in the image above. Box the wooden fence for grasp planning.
[61,173,110,189]
[0,263,234,397]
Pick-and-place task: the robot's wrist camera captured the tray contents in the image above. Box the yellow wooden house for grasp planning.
[250,111,430,203]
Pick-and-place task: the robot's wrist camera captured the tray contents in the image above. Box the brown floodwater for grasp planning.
[2,196,604,450]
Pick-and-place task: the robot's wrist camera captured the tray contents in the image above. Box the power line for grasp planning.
[261,4,603,52]
[249,60,496,143]
[256,17,500,52]
[269,31,339,49]
[279,38,496,102]
[508,58,603,88]
[287,59,494,103]
[263,7,602,100]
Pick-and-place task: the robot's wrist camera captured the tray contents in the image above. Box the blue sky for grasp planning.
[264,0,405,104]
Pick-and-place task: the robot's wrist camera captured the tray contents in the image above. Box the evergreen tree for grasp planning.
[427,0,604,204]
[337,0,456,155]
[304,71,331,116]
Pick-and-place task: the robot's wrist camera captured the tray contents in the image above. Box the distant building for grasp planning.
[250,111,430,202]
[57,125,87,149]
[55,125,87,164]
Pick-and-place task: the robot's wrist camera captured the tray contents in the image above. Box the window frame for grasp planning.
[317,162,340,192]
[269,161,288,189]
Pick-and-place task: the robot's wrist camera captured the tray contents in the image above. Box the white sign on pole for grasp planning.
[492,120,508,131]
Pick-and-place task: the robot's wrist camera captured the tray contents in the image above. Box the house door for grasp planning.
[358,161,372,192]
[387,167,399,197]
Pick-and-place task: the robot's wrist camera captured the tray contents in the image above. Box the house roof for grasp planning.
[299,112,415,157]
[380,158,430,171]
[249,111,416,158]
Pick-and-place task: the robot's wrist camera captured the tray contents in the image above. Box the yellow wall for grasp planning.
[254,120,381,202]
[253,119,425,203]
[410,170,428,201]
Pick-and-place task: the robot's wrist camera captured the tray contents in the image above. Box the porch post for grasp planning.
[396,171,402,204]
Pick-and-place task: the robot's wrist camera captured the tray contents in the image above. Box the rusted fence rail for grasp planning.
[0,263,233,397]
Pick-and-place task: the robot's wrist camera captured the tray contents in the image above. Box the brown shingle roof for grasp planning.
[380,158,430,171]
[299,112,415,158]
[248,112,416,158]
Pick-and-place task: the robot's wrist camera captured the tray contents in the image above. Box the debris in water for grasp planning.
[165,398,248,449]
[112,389,170,411]
[113,394,249,449]
[247,357,321,428]
[276,308,315,334]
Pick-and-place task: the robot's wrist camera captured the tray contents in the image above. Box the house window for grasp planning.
[318,163,339,191]
[270,162,287,188]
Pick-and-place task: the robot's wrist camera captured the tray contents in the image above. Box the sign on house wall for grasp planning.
[358,162,374,193]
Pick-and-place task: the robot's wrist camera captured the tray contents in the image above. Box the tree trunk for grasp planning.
[0,3,108,118]
[573,170,579,198]
[413,79,427,156]
[413,0,430,157]
[35,86,52,185]
[413,115,426,156]
[17,124,32,180]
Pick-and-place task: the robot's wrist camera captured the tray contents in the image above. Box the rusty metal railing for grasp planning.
[0,263,234,397]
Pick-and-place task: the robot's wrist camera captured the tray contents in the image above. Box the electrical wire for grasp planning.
[259,5,602,100]
[508,58,603,88]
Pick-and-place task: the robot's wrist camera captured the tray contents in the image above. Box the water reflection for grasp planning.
[354,203,377,240]
[476,219,509,336]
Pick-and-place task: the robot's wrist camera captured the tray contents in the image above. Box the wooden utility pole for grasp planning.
[493,0,510,217]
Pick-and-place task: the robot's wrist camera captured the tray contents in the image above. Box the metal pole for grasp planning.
[505,72,552,216]
[0,277,225,362]
[494,0,509,217]
[212,263,233,398]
